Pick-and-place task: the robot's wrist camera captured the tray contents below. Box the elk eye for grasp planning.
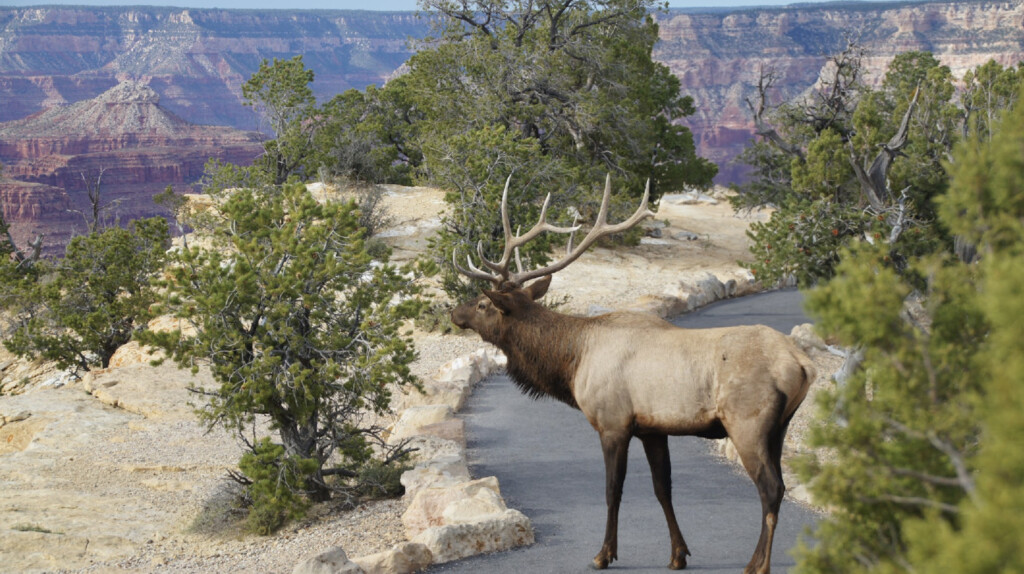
[477,302,487,311]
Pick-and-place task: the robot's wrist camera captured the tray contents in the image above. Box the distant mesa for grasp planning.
[0,80,265,256]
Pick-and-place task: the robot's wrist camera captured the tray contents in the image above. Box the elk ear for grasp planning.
[482,289,515,314]
[524,275,552,301]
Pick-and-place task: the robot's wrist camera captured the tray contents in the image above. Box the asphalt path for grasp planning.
[428,289,818,574]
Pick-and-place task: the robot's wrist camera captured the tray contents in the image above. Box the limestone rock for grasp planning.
[412,509,534,564]
[403,436,464,466]
[147,315,198,337]
[400,459,472,499]
[402,476,504,539]
[80,362,214,420]
[398,379,471,412]
[351,542,432,574]
[434,348,505,387]
[108,340,163,368]
[416,419,466,446]
[789,323,826,352]
[293,547,365,574]
[389,405,454,444]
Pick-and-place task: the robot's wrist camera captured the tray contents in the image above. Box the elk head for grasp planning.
[450,174,655,340]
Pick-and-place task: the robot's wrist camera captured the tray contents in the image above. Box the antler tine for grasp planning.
[479,177,580,277]
[452,248,502,285]
[509,175,655,286]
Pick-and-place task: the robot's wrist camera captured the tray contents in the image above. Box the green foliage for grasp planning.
[313,86,420,185]
[1,218,169,374]
[745,199,871,287]
[408,0,714,195]
[238,437,316,535]
[355,458,412,500]
[142,182,421,516]
[959,60,1024,143]
[893,81,1024,574]
[423,124,573,300]
[243,56,318,184]
[736,51,1008,286]
[794,80,1024,573]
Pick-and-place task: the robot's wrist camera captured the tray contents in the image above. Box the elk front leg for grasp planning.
[640,433,690,570]
[594,430,630,570]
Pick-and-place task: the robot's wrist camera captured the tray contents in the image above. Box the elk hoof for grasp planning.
[669,555,688,570]
[592,549,615,570]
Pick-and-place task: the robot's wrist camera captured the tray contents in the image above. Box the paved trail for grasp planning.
[428,289,818,574]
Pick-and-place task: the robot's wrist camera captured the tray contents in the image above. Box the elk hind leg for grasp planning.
[594,430,630,570]
[731,421,787,574]
[640,433,690,570]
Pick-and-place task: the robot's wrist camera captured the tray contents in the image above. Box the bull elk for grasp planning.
[451,175,815,573]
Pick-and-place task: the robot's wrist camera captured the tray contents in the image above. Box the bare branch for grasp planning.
[851,87,919,210]
[863,494,960,515]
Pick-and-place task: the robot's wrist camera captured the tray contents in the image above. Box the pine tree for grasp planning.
[142,183,422,532]
[793,80,1024,573]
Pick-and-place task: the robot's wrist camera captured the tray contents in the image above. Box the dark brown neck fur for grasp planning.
[492,304,589,409]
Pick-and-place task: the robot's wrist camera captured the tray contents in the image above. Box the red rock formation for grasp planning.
[0,81,264,254]
[1,2,1022,192]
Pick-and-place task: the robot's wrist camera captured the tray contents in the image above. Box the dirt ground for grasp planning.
[0,184,838,573]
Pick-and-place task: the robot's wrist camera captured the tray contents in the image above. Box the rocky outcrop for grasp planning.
[0,80,264,254]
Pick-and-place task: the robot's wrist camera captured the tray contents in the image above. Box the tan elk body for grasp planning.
[451,176,815,574]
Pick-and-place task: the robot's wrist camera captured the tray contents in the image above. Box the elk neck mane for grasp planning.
[495,303,590,409]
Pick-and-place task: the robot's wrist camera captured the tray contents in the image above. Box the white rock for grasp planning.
[351,542,432,574]
[789,323,826,352]
[293,547,365,574]
[403,436,464,465]
[402,476,504,538]
[399,379,472,411]
[389,405,454,443]
[412,508,535,564]
[441,487,507,524]
[400,454,471,498]
[434,348,504,387]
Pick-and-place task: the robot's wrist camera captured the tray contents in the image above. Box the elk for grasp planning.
[450,175,815,573]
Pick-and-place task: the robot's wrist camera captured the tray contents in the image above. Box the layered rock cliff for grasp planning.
[0,7,430,130]
[1,1,1022,192]
[653,0,1024,182]
[0,81,264,254]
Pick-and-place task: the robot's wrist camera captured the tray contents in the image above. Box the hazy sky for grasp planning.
[0,0,898,12]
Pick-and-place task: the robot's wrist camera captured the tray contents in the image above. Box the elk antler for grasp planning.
[453,174,656,288]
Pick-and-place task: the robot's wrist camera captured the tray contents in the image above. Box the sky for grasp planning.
[0,0,896,12]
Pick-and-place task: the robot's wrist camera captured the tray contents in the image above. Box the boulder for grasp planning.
[403,436,464,466]
[412,509,534,564]
[293,547,365,574]
[389,405,454,444]
[416,419,466,446]
[351,542,432,574]
[400,458,472,499]
[398,379,471,412]
[402,476,504,539]
[434,348,505,387]
[108,340,163,368]
[789,323,826,352]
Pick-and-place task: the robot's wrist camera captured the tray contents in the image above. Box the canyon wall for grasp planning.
[1,1,1023,249]
[0,81,264,253]
[0,7,429,130]
[654,0,1024,181]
